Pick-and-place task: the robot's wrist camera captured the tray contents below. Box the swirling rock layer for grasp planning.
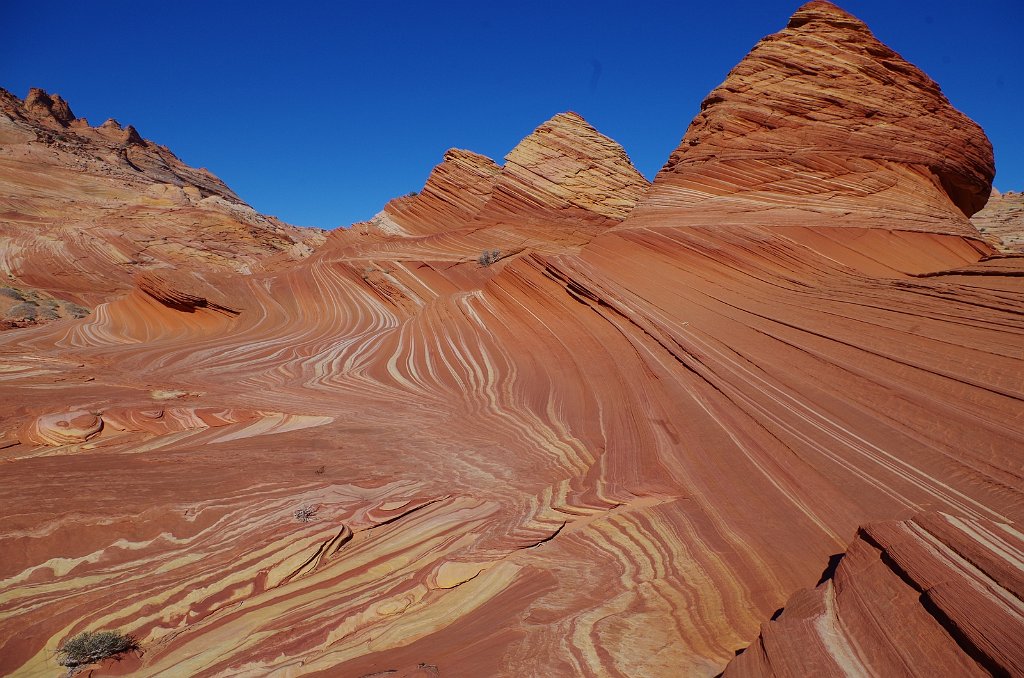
[0,2,1021,677]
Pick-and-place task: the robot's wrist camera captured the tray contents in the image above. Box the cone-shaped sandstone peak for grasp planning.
[381,111,649,236]
[502,111,649,219]
[631,0,995,235]
[380,148,502,236]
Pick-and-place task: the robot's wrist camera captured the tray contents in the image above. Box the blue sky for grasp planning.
[3,1,1021,229]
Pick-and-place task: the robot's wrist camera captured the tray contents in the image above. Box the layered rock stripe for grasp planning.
[0,1,1021,676]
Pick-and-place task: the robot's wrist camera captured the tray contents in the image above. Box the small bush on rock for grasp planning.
[0,287,25,301]
[66,303,91,318]
[478,249,501,266]
[7,301,39,319]
[57,630,138,672]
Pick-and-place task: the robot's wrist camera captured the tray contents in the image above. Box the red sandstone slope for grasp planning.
[0,2,1022,677]
[0,87,325,314]
[724,512,1024,677]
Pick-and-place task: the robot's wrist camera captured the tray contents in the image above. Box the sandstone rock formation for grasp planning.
[972,188,1024,252]
[0,2,1021,676]
[0,87,325,314]
[724,512,1024,676]
[630,0,994,238]
[377,149,501,236]
[358,111,649,246]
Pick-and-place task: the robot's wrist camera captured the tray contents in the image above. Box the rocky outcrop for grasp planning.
[135,272,240,316]
[378,149,501,236]
[341,112,651,268]
[23,87,76,127]
[372,112,649,240]
[490,111,649,220]
[0,87,325,312]
[3,87,240,200]
[972,189,1024,252]
[630,0,994,236]
[724,512,1024,677]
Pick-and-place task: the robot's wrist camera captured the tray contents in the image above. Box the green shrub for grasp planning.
[57,630,138,671]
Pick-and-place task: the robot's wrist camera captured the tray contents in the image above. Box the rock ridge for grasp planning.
[629,0,995,236]
[0,86,325,312]
[374,111,649,238]
[723,512,1024,677]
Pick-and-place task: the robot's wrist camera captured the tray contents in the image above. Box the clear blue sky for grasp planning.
[3,1,1021,229]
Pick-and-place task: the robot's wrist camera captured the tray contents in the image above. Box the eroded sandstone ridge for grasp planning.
[0,2,1021,676]
[0,87,325,316]
[364,111,649,242]
[724,512,1024,677]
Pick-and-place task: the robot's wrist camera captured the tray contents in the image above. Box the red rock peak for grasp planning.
[24,87,76,126]
[632,0,995,235]
[500,111,649,219]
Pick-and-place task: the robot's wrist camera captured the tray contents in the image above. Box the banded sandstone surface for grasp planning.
[0,2,1021,676]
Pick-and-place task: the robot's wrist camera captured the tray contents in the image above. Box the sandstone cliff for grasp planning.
[724,512,1024,677]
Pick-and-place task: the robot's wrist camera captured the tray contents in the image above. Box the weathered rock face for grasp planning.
[492,111,649,220]
[368,111,649,239]
[134,271,240,316]
[2,87,242,200]
[23,87,77,127]
[0,3,1021,677]
[723,512,1024,677]
[972,188,1024,252]
[0,87,325,312]
[339,111,650,268]
[377,149,501,236]
[631,0,995,236]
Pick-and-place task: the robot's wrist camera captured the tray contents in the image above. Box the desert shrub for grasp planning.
[7,301,38,319]
[294,506,317,522]
[478,249,501,266]
[66,303,91,319]
[0,287,24,301]
[57,630,138,671]
[37,306,60,321]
